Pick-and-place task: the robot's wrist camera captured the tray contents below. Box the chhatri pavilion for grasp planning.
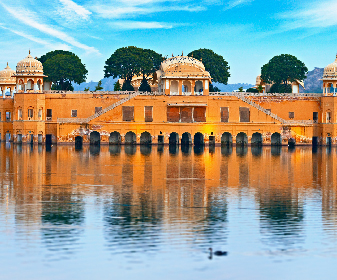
[0,51,336,146]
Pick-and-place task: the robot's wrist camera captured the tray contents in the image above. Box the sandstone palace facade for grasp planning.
[0,52,337,146]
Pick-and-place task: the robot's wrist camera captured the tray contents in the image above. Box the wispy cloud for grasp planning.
[0,3,99,54]
[224,0,253,11]
[59,0,92,20]
[279,0,337,29]
[110,21,175,29]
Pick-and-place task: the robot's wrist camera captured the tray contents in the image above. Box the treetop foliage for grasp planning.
[187,49,230,85]
[261,54,308,86]
[38,50,88,91]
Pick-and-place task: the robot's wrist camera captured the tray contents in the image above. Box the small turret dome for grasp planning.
[0,63,16,84]
[323,55,337,78]
[16,51,43,76]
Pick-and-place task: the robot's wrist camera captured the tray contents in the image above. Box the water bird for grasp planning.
[209,248,228,258]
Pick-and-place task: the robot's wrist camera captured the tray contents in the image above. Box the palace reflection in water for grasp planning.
[0,144,337,279]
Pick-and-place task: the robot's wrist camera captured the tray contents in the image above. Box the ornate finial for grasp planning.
[29,49,31,55]
[7,62,8,66]
[172,53,174,57]
[182,51,183,56]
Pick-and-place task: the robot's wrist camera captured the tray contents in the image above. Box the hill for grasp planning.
[303,67,323,93]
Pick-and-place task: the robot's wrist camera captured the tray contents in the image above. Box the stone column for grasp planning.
[191,80,195,95]
[178,80,182,95]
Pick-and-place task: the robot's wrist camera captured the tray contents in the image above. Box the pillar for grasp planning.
[2,87,5,98]
[191,80,195,96]
[178,80,182,95]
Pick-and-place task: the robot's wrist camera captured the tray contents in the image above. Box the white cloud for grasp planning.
[224,0,253,10]
[0,3,99,55]
[111,21,174,29]
[279,0,337,29]
[59,0,92,19]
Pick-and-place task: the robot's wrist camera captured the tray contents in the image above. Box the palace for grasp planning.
[0,52,336,146]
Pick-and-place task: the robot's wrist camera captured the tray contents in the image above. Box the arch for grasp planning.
[27,79,34,91]
[169,132,179,145]
[38,134,43,144]
[236,132,248,146]
[140,131,152,145]
[125,131,136,144]
[109,131,121,144]
[170,80,179,95]
[271,132,282,146]
[37,79,42,90]
[194,132,204,146]
[158,135,164,144]
[251,132,263,146]
[221,132,232,146]
[195,81,203,95]
[75,136,83,147]
[181,132,192,145]
[90,131,100,145]
[288,138,296,147]
[17,134,22,144]
[182,81,191,95]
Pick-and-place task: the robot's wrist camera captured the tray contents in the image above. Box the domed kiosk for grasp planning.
[13,51,47,93]
[157,55,212,95]
[0,63,16,98]
[323,55,337,96]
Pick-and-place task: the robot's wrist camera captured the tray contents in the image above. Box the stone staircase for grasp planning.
[234,93,286,124]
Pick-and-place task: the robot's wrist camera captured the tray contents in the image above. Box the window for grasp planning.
[46,109,52,120]
[95,107,102,114]
[71,110,77,118]
[289,112,294,119]
[313,112,318,123]
[18,109,22,120]
[240,107,250,122]
[193,107,206,122]
[38,109,42,120]
[145,106,153,122]
[326,111,331,123]
[167,107,180,122]
[221,107,229,122]
[28,109,33,119]
[122,106,134,121]
[6,112,11,121]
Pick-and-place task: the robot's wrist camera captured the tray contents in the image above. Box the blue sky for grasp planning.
[0,0,336,84]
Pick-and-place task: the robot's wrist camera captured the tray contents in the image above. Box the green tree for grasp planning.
[257,85,263,93]
[122,80,134,91]
[270,83,292,93]
[209,83,220,92]
[139,77,152,92]
[38,50,88,91]
[261,54,308,90]
[238,87,244,92]
[114,81,122,91]
[94,80,103,91]
[246,87,259,93]
[84,87,90,91]
[187,49,230,85]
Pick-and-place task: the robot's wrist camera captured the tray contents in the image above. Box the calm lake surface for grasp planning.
[0,144,336,280]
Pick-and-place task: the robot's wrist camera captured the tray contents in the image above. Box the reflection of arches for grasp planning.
[109,131,121,144]
[17,134,22,143]
[125,131,136,144]
[181,132,192,145]
[90,131,100,145]
[221,132,232,145]
[170,80,179,95]
[75,136,83,147]
[251,132,263,146]
[140,131,152,144]
[169,132,179,145]
[271,133,282,146]
[194,132,204,146]
[236,132,248,146]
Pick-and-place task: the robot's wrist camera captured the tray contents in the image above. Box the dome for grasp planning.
[16,52,44,76]
[0,63,16,84]
[161,56,206,72]
[256,75,262,85]
[323,55,337,79]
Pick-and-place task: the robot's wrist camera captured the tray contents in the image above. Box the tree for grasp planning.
[270,83,292,93]
[122,80,134,91]
[95,80,103,91]
[209,83,220,92]
[261,54,308,90]
[139,77,152,92]
[84,87,90,91]
[257,85,263,93]
[114,81,122,91]
[246,87,259,93]
[238,87,244,92]
[38,50,88,91]
[187,49,230,85]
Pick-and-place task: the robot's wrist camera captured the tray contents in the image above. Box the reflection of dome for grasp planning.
[0,63,16,84]
[16,52,43,76]
[323,55,337,78]
[161,56,205,72]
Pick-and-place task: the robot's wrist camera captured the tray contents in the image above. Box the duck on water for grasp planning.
[209,248,228,259]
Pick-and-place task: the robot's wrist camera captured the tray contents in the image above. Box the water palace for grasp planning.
[0,52,337,146]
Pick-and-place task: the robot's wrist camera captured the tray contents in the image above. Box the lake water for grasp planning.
[0,144,336,279]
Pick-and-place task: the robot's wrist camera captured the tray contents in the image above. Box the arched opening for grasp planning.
[75,136,83,148]
[181,132,192,145]
[195,81,203,95]
[209,135,215,145]
[169,132,179,145]
[271,132,282,146]
[288,138,296,147]
[17,134,22,144]
[182,81,191,95]
[109,131,121,145]
[29,134,34,144]
[158,135,164,144]
[38,134,43,144]
[251,132,263,146]
[236,132,248,146]
[125,131,136,144]
[90,131,100,145]
[194,132,204,146]
[140,131,152,145]
[37,80,42,91]
[327,137,332,146]
[170,80,179,95]
[312,137,318,147]
[221,132,232,146]
[27,79,34,91]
